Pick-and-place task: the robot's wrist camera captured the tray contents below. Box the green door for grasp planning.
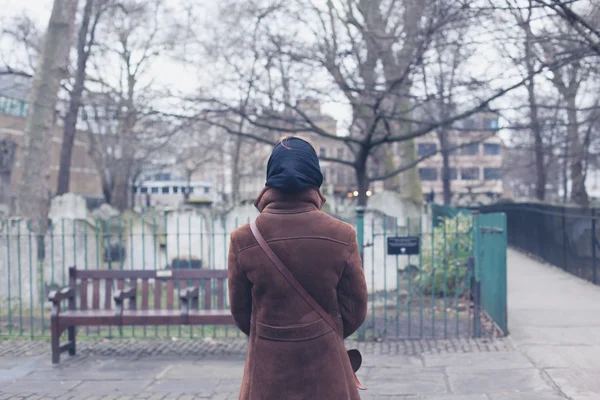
[474,212,508,335]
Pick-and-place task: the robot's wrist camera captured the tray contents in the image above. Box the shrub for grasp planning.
[414,213,473,297]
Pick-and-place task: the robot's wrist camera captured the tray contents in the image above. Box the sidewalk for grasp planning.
[508,249,600,400]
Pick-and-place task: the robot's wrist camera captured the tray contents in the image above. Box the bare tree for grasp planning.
[81,0,188,210]
[56,0,110,195]
[540,23,594,206]
[533,0,600,56]
[191,0,528,209]
[16,0,79,225]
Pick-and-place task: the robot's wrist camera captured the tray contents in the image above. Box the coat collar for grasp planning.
[254,187,326,214]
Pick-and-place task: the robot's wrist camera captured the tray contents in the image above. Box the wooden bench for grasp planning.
[48,266,234,364]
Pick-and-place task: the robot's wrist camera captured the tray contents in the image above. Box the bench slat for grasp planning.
[75,269,228,280]
[92,279,100,309]
[217,278,224,309]
[141,279,149,310]
[130,278,138,308]
[167,279,174,310]
[105,279,112,310]
[80,278,88,311]
[154,280,162,309]
[204,279,211,310]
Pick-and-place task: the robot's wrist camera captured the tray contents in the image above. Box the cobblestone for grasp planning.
[0,337,513,358]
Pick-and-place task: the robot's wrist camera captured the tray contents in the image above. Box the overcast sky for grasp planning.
[4,0,590,143]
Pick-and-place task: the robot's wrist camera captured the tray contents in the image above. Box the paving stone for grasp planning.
[421,396,488,400]
[0,380,81,394]
[524,345,600,370]
[159,364,243,381]
[488,393,568,400]
[366,370,448,396]
[72,380,153,395]
[424,351,534,372]
[146,380,219,395]
[545,369,600,396]
[448,368,552,395]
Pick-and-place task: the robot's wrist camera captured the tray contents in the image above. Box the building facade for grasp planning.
[415,111,504,205]
[0,74,103,207]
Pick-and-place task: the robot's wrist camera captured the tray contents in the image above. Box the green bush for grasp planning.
[414,213,473,297]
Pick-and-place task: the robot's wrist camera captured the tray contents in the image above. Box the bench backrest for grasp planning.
[68,267,229,311]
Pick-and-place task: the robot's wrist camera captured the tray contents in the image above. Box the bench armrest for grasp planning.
[114,287,137,314]
[180,286,199,315]
[48,287,75,317]
[48,287,75,303]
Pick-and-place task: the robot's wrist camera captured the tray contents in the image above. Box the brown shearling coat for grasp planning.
[228,187,368,400]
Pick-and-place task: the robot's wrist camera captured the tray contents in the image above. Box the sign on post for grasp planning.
[387,236,420,256]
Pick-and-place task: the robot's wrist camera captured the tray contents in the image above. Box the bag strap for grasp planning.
[250,220,342,337]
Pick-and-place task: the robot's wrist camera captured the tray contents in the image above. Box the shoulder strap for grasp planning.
[250,220,341,337]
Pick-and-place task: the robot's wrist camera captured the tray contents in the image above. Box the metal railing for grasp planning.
[0,209,506,340]
[479,203,599,285]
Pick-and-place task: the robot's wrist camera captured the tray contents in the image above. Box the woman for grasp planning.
[228,136,368,400]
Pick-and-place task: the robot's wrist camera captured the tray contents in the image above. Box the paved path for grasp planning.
[2,249,600,399]
[508,249,600,400]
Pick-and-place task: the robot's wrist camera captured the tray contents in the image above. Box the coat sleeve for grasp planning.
[337,229,368,339]
[228,232,252,336]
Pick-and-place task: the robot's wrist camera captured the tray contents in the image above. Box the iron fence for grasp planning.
[0,209,506,340]
[479,203,599,285]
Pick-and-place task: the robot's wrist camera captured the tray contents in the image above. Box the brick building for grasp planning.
[0,74,103,207]
[415,111,504,204]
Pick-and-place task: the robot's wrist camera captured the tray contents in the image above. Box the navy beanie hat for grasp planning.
[265,137,323,193]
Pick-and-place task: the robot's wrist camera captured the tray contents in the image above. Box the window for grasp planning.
[461,168,480,180]
[462,118,476,130]
[173,186,179,194]
[419,168,438,181]
[319,147,327,158]
[445,167,458,180]
[151,187,159,194]
[447,141,458,155]
[140,187,148,194]
[484,168,501,180]
[484,143,501,155]
[418,143,437,157]
[337,147,344,159]
[155,173,171,181]
[461,143,479,156]
[161,186,169,194]
[204,187,210,194]
[484,118,499,130]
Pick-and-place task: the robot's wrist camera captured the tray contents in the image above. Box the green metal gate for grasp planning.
[473,212,508,336]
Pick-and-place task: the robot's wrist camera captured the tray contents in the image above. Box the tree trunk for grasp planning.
[565,97,589,207]
[355,157,369,208]
[57,0,95,195]
[184,169,192,202]
[438,131,452,205]
[523,21,546,201]
[230,135,243,205]
[0,138,17,207]
[397,139,424,205]
[17,0,79,227]
[110,168,130,211]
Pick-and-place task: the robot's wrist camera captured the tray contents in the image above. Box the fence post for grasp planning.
[471,211,482,338]
[562,207,568,272]
[469,256,481,338]
[592,209,597,285]
[356,205,366,341]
